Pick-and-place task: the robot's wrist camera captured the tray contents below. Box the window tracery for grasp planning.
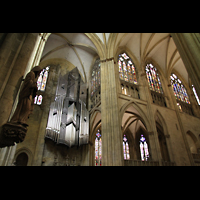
[170,73,190,104]
[118,53,137,84]
[123,135,130,160]
[91,59,101,98]
[145,63,163,94]
[139,135,149,161]
[34,66,50,105]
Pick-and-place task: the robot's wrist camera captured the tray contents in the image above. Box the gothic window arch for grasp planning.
[90,59,101,108]
[139,134,149,161]
[123,135,130,160]
[145,63,166,107]
[95,129,102,166]
[192,84,200,105]
[145,63,163,94]
[170,73,194,115]
[170,73,190,104]
[118,53,137,84]
[34,66,50,105]
[91,59,101,98]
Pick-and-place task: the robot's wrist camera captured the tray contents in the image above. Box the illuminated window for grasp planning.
[34,66,50,105]
[118,53,137,84]
[170,73,190,104]
[123,135,130,160]
[95,129,102,166]
[192,85,200,105]
[145,63,163,93]
[139,135,149,161]
[37,66,50,92]
[122,86,127,95]
[34,95,43,105]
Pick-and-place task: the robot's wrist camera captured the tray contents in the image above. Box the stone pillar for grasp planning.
[101,58,123,166]
[142,72,163,164]
[171,33,200,99]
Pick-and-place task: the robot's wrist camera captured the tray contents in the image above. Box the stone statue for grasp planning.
[0,66,42,148]
[10,66,42,125]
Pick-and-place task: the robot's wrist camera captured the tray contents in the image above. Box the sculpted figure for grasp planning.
[10,66,42,125]
[0,66,42,148]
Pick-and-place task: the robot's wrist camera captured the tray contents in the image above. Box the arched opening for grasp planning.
[156,121,170,162]
[186,131,198,154]
[15,152,28,166]
[122,105,151,163]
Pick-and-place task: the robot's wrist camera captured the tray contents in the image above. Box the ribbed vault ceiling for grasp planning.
[115,33,188,84]
[40,33,189,85]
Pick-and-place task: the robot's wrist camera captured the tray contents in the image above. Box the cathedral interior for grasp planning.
[0,33,200,166]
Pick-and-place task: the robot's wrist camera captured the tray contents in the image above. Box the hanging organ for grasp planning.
[45,68,89,147]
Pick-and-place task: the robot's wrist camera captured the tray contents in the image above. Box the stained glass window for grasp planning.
[118,53,137,84]
[95,129,102,166]
[170,73,190,104]
[34,66,50,105]
[139,135,149,161]
[123,135,130,160]
[192,85,200,105]
[37,66,50,92]
[145,63,163,94]
[34,95,43,105]
[91,59,101,97]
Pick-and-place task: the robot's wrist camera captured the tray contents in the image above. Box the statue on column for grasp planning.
[0,66,42,148]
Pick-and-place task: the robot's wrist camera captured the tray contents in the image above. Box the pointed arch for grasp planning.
[155,110,171,162]
[120,100,151,132]
[186,130,200,154]
[186,130,200,149]
[115,46,140,71]
[154,109,169,137]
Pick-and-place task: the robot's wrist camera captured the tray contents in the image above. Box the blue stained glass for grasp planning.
[145,63,163,93]
[170,73,190,104]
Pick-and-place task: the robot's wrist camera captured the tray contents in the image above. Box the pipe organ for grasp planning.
[45,68,89,147]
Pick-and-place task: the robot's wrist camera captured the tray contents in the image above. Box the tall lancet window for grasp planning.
[118,53,137,84]
[139,135,149,161]
[145,63,163,94]
[34,66,50,105]
[95,129,102,166]
[192,85,200,105]
[170,73,190,104]
[123,135,130,160]
[91,59,101,97]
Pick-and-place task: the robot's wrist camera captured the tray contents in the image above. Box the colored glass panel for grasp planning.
[95,130,102,166]
[145,63,163,94]
[123,135,130,160]
[118,53,137,84]
[139,135,149,161]
[37,95,43,105]
[170,73,190,104]
[37,66,50,92]
[91,59,101,97]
